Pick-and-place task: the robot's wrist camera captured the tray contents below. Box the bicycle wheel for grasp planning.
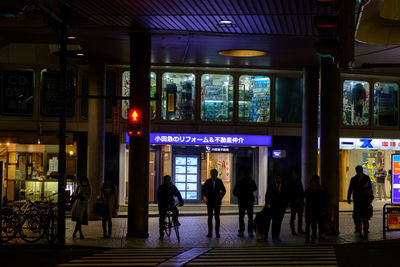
[20,212,46,243]
[1,213,17,241]
[173,222,180,242]
[164,213,172,237]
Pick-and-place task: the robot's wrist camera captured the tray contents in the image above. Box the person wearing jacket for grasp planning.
[157,175,184,240]
[233,170,257,237]
[101,178,119,238]
[71,176,91,239]
[286,170,305,235]
[304,175,325,243]
[264,174,288,242]
[202,169,226,238]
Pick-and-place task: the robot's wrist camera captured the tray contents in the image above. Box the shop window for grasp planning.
[121,71,157,120]
[0,70,34,116]
[275,77,303,123]
[374,82,398,127]
[41,69,75,117]
[343,80,369,126]
[162,72,195,120]
[81,71,116,119]
[239,75,270,122]
[201,74,233,121]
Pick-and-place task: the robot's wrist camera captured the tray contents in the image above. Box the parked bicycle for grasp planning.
[0,193,57,243]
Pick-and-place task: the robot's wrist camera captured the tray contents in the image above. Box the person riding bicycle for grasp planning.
[157,175,184,240]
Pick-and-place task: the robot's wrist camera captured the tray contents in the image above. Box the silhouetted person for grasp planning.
[157,175,184,240]
[264,174,288,242]
[287,170,304,235]
[101,178,118,238]
[233,170,257,237]
[304,175,325,243]
[202,169,226,238]
[348,165,373,239]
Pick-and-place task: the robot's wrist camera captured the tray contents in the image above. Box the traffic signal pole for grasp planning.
[127,32,151,238]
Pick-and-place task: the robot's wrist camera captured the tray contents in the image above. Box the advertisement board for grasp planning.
[387,207,400,230]
[392,155,400,204]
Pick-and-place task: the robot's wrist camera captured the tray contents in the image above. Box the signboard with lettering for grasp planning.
[387,207,400,230]
[0,71,34,115]
[340,138,400,151]
[150,133,272,146]
[392,155,400,204]
[204,146,230,153]
[41,70,75,117]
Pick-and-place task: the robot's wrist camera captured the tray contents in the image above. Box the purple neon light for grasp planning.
[150,133,271,146]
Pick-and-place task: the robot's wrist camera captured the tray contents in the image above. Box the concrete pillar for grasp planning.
[319,57,340,235]
[127,32,151,238]
[87,61,106,219]
[301,66,319,187]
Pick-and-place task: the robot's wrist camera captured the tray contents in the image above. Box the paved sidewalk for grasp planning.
[59,211,399,248]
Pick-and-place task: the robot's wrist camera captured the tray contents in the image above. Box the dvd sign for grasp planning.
[1,71,33,115]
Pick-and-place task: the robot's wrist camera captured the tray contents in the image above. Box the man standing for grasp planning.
[157,175,184,241]
[233,170,258,237]
[287,170,304,235]
[347,165,374,239]
[265,174,288,242]
[202,169,226,238]
[375,163,387,200]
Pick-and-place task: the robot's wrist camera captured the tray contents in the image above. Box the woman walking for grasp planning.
[71,176,91,239]
[101,178,119,238]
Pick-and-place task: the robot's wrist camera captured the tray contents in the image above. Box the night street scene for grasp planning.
[1,0,400,266]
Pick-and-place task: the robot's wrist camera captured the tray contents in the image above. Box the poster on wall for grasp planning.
[387,207,400,230]
[391,155,400,204]
[174,155,199,200]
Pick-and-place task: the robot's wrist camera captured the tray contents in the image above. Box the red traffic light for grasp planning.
[315,16,338,31]
[128,108,142,124]
[127,108,143,136]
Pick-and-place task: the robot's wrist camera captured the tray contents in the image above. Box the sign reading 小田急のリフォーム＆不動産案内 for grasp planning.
[150,133,272,146]
[391,155,400,204]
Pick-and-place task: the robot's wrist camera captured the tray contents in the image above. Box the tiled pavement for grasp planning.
[60,209,400,249]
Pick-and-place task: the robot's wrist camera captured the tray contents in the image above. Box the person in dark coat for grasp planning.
[100,178,119,238]
[304,175,325,243]
[286,170,304,235]
[202,169,226,238]
[347,165,374,239]
[157,175,184,240]
[233,170,258,237]
[264,174,288,242]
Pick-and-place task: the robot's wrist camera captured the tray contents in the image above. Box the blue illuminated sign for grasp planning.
[273,151,281,158]
[392,155,400,204]
[150,133,272,146]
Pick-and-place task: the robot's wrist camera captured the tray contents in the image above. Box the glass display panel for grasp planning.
[150,72,157,120]
[186,192,197,199]
[374,82,398,127]
[187,166,197,174]
[239,75,270,122]
[186,183,197,191]
[176,183,186,191]
[187,157,197,165]
[122,71,157,120]
[275,77,303,123]
[175,174,186,182]
[201,74,233,121]
[162,72,195,120]
[175,165,186,174]
[343,80,370,126]
[176,157,186,165]
[187,175,197,182]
